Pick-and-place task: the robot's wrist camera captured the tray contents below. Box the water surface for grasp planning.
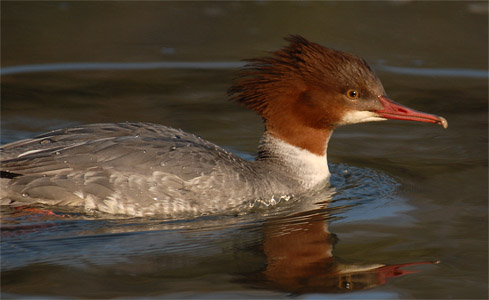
[1,2,487,299]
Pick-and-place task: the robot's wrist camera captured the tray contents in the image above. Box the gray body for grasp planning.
[1,123,326,217]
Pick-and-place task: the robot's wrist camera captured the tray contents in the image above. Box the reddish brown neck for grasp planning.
[265,120,333,156]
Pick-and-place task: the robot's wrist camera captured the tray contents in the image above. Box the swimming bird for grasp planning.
[0,35,447,218]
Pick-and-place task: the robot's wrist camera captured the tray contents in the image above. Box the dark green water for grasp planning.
[1,2,487,299]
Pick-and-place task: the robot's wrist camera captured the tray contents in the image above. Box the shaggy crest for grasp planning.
[228,35,380,117]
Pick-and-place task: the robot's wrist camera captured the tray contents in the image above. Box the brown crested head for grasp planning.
[228,35,386,127]
[228,35,447,155]
[228,35,386,155]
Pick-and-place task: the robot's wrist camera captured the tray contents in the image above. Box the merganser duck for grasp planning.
[0,35,447,217]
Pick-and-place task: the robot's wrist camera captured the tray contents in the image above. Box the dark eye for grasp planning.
[346,89,359,100]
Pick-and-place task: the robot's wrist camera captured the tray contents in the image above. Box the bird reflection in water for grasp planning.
[251,201,439,293]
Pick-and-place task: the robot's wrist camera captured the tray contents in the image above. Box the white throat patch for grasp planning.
[340,111,386,125]
[259,134,330,189]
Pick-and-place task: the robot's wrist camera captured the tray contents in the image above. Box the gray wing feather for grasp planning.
[1,123,265,216]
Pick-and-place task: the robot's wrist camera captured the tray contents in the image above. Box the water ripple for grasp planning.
[1,61,487,79]
[0,61,245,76]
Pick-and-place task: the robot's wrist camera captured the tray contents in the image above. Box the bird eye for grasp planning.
[346,89,359,100]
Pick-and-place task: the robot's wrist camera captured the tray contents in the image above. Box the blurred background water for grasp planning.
[1,1,487,299]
